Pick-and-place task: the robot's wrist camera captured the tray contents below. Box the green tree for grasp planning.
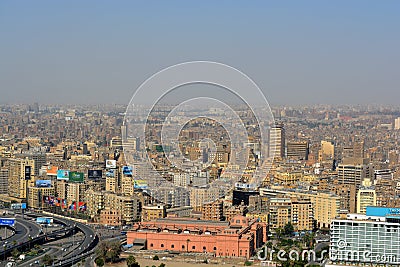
[153,255,159,260]
[158,264,166,267]
[284,222,294,236]
[95,257,105,266]
[11,248,19,259]
[95,240,122,263]
[127,255,140,267]
[42,254,54,265]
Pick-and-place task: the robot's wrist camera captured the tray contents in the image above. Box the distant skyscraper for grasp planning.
[269,122,285,158]
[286,141,309,160]
[337,158,371,187]
[395,117,400,130]
[0,168,8,194]
[121,124,127,142]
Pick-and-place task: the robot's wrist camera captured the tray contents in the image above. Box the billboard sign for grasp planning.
[11,203,27,210]
[88,170,102,179]
[25,166,32,180]
[43,196,55,205]
[133,180,148,189]
[106,160,117,169]
[36,180,52,188]
[122,166,133,176]
[106,169,116,177]
[0,218,15,227]
[36,217,53,224]
[69,171,84,183]
[57,170,70,180]
[46,166,58,176]
[78,202,87,211]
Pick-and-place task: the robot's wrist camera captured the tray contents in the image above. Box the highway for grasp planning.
[0,215,41,251]
[0,211,101,267]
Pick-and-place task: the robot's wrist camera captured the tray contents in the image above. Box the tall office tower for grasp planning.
[356,178,376,214]
[337,157,371,187]
[16,152,46,176]
[269,122,285,158]
[329,208,400,267]
[374,169,393,180]
[395,117,400,130]
[352,138,365,159]
[33,102,39,113]
[7,158,35,199]
[121,123,127,142]
[319,141,335,161]
[83,143,89,155]
[0,168,8,194]
[286,141,309,160]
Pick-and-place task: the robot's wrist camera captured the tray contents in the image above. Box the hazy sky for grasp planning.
[0,1,399,105]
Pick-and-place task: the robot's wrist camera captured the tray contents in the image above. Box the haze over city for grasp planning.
[1,1,399,105]
[1,2,400,267]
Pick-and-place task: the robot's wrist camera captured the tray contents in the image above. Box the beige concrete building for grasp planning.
[7,158,35,199]
[201,200,224,221]
[67,182,88,203]
[190,186,219,212]
[85,189,105,217]
[142,205,166,222]
[291,198,314,231]
[28,186,55,209]
[269,198,291,229]
[357,178,376,214]
[100,208,122,226]
[260,188,340,228]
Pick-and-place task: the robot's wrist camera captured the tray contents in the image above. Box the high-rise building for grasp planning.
[269,122,285,158]
[16,153,46,176]
[202,200,224,221]
[395,117,400,130]
[67,182,88,203]
[142,205,166,221]
[356,178,376,214]
[291,198,314,231]
[337,158,371,187]
[0,168,8,194]
[7,158,35,199]
[28,186,55,209]
[269,198,291,229]
[319,141,335,161]
[190,186,219,212]
[286,141,309,160]
[329,208,400,267]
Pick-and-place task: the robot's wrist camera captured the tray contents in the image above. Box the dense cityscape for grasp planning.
[1,1,399,267]
[0,104,400,266]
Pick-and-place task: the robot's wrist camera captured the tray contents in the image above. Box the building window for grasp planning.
[203,246,206,251]
[150,243,153,247]
[161,244,164,248]
[213,247,217,250]
[171,244,174,248]
[182,245,185,249]
[192,246,195,250]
